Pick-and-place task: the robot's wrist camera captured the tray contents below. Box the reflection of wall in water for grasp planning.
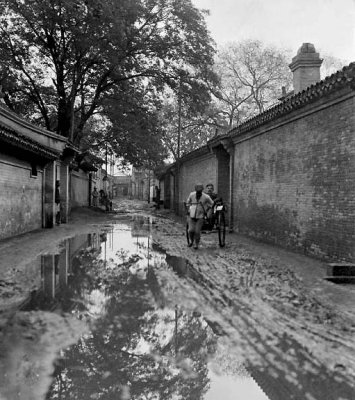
[42,255,57,299]
[40,233,101,299]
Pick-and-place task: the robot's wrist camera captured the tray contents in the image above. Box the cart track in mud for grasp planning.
[149,211,355,398]
[0,200,354,399]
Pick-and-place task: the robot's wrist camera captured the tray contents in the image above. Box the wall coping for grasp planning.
[180,150,215,166]
[159,62,355,178]
[232,90,355,146]
[0,102,68,153]
[0,102,66,141]
[0,124,60,160]
[229,62,355,139]
[177,144,211,164]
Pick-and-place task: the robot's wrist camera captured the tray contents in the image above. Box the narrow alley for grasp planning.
[1,2,355,399]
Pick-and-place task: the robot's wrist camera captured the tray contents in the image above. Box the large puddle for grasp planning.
[1,216,354,399]
[5,217,268,400]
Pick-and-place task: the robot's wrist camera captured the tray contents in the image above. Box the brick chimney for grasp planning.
[289,43,323,94]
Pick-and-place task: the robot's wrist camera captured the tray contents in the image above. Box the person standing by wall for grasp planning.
[55,180,61,225]
[92,187,99,207]
[155,185,161,209]
[185,183,213,249]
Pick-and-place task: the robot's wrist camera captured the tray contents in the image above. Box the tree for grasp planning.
[160,39,292,159]
[159,94,221,161]
[0,0,215,163]
[320,53,350,79]
[102,83,169,168]
[213,40,292,128]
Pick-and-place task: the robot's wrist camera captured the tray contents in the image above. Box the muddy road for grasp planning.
[0,200,354,399]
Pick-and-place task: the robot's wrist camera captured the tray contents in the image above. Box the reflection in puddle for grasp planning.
[165,254,201,282]
[18,217,269,400]
[6,216,352,399]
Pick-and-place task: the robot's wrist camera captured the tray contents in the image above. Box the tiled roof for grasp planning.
[178,144,211,163]
[230,62,355,138]
[0,102,65,141]
[0,124,60,160]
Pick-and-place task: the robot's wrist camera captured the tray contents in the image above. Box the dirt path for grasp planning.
[148,207,355,398]
[0,199,354,399]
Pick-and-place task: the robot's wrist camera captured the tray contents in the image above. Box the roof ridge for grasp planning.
[0,124,60,159]
[230,61,355,137]
[0,101,66,142]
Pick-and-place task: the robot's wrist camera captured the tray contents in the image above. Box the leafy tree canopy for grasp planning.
[0,0,216,166]
[159,93,221,161]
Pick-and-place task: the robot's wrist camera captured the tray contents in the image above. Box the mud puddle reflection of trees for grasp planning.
[0,215,354,399]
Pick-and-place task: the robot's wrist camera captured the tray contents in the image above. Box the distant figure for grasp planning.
[92,187,99,207]
[55,180,61,225]
[155,185,161,209]
[99,189,105,205]
[99,189,111,211]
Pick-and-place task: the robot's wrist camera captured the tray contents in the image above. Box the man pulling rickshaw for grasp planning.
[184,183,227,249]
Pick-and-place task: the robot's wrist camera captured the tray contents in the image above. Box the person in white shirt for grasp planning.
[185,183,213,249]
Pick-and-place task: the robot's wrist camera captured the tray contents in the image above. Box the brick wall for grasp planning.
[71,170,89,207]
[233,91,355,261]
[44,161,55,228]
[0,153,43,239]
[179,152,217,213]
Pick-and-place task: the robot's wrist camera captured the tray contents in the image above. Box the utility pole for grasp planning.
[177,75,182,160]
[175,74,182,214]
[147,169,151,203]
[70,98,75,143]
[105,142,108,178]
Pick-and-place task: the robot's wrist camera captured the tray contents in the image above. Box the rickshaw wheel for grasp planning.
[218,211,226,247]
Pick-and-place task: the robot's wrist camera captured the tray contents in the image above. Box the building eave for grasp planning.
[229,62,355,139]
[0,124,60,160]
[0,103,67,153]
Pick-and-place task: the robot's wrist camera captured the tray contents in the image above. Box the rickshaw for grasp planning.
[184,201,227,247]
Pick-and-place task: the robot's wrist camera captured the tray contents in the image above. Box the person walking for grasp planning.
[185,183,213,249]
[92,187,99,207]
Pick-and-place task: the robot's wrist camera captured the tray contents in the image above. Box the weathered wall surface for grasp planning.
[161,171,172,209]
[214,146,230,211]
[233,91,355,261]
[0,153,43,239]
[71,170,89,207]
[179,152,217,213]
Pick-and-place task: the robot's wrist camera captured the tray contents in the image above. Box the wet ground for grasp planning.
[0,201,355,399]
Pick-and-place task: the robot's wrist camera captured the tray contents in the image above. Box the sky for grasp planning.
[192,0,355,61]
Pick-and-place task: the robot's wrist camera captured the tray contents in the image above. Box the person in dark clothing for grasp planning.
[155,186,161,209]
[92,187,99,207]
[55,180,61,225]
[99,189,105,205]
